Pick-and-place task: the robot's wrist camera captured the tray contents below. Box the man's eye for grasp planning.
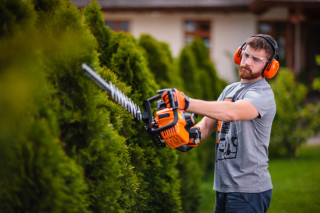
[253,57,261,63]
[253,57,262,63]
[243,53,249,58]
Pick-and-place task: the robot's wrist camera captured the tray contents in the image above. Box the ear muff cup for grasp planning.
[234,46,242,65]
[263,59,279,79]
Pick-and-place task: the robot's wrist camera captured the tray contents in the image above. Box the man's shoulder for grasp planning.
[218,82,241,100]
[249,79,273,93]
[224,82,241,92]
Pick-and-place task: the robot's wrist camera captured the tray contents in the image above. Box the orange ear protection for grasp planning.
[234,34,280,79]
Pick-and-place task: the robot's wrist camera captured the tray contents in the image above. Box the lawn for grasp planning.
[199,145,320,213]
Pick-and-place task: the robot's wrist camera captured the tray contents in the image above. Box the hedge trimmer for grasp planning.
[82,64,200,152]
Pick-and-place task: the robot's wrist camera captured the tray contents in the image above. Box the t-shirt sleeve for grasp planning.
[242,89,275,118]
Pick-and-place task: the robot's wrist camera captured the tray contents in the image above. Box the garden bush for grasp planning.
[139,34,182,89]
[178,39,226,174]
[270,69,320,157]
[0,1,88,212]
[84,1,182,212]
[0,1,230,212]
[189,39,226,100]
[138,34,207,212]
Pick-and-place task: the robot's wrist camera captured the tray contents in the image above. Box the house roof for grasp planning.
[74,0,253,9]
[73,0,320,13]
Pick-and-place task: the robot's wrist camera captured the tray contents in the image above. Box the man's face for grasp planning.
[238,45,268,81]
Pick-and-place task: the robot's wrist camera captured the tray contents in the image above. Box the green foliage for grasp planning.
[0,0,35,37]
[315,54,320,66]
[0,7,88,212]
[34,1,139,212]
[83,0,113,68]
[178,46,203,97]
[105,24,183,213]
[313,77,320,91]
[200,146,320,212]
[268,146,320,212]
[177,150,203,212]
[178,39,226,172]
[177,39,227,212]
[0,1,230,212]
[139,34,182,89]
[189,39,226,100]
[108,32,158,101]
[84,1,183,212]
[270,69,320,157]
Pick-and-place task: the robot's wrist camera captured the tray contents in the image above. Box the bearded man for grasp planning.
[160,34,279,213]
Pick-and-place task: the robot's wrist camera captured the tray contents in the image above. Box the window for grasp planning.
[105,20,129,32]
[184,20,211,49]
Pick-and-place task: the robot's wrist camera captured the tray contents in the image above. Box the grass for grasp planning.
[199,145,320,213]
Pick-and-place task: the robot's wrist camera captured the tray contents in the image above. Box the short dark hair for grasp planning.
[246,35,277,61]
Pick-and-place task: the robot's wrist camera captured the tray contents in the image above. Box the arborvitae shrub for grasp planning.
[183,39,227,173]
[0,3,88,211]
[83,0,113,67]
[106,23,183,213]
[178,46,203,97]
[139,34,180,88]
[108,32,157,101]
[85,1,183,212]
[270,69,320,157]
[0,0,231,212]
[190,39,226,100]
[0,0,35,37]
[32,0,137,211]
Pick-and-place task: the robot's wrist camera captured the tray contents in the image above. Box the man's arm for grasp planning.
[188,98,259,122]
[195,116,218,140]
[159,88,259,123]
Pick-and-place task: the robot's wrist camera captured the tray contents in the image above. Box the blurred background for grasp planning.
[1,0,320,212]
[75,0,320,83]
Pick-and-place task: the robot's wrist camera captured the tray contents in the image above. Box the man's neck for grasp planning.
[240,76,264,83]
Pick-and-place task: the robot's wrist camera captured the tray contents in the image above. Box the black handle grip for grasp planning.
[142,94,179,133]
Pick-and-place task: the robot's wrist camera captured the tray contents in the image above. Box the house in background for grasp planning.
[75,0,320,82]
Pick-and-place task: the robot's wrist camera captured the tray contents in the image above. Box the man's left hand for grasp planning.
[157,88,190,110]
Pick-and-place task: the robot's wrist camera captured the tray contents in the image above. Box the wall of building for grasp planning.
[103,8,288,82]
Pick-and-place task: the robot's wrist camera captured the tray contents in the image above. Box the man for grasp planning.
[160,34,278,212]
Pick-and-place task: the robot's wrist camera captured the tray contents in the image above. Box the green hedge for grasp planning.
[270,69,320,157]
[178,39,227,174]
[0,0,228,212]
[0,1,88,212]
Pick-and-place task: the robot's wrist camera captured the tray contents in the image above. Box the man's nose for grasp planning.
[243,56,254,66]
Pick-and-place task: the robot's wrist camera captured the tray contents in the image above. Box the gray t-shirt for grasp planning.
[213,78,276,193]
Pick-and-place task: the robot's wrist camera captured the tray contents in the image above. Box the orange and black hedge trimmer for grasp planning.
[82,64,200,152]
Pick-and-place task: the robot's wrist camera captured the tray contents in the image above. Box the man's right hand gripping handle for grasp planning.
[188,126,201,147]
[175,126,201,152]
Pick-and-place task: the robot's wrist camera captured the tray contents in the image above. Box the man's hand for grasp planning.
[157,88,190,110]
[175,126,201,152]
[187,126,201,146]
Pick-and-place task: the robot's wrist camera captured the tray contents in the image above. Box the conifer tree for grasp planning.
[270,69,320,157]
[0,1,88,212]
[178,46,203,97]
[31,0,136,211]
[84,1,182,212]
[139,34,181,89]
[190,39,226,100]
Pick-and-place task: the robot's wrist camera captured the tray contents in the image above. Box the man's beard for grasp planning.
[238,65,262,80]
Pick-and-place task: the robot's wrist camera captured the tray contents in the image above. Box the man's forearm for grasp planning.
[195,116,217,140]
[188,98,237,122]
[188,98,259,122]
